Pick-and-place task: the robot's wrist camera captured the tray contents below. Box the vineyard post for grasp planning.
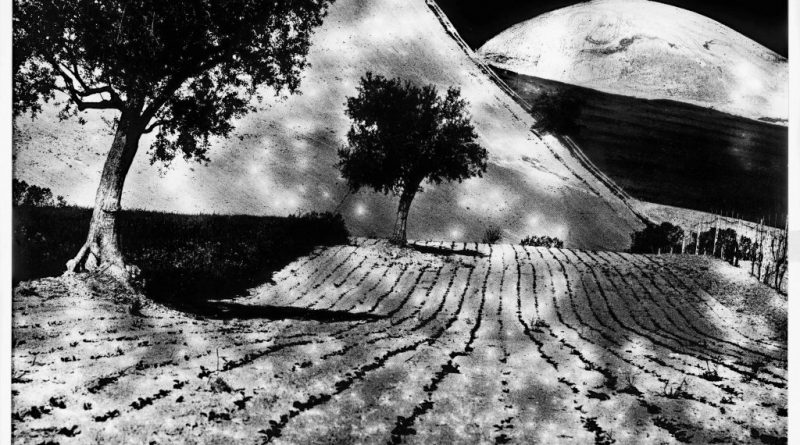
[712,215,720,257]
[749,219,757,276]
[756,218,764,281]
[681,230,686,254]
[771,216,789,290]
[695,223,700,255]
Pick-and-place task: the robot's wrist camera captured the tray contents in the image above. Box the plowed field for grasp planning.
[12,240,787,444]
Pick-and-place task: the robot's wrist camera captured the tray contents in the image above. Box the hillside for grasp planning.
[492,69,787,222]
[12,0,645,250]
[478,0,788,123]
[12,239,787,444]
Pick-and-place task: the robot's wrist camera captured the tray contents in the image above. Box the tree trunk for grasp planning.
[390,188,416,246]
[66,112,143,282]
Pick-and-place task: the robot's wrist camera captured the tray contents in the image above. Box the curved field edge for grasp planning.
[12,239,786,444]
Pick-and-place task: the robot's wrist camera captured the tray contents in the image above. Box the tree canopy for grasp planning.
[338,72,487,197]
[14,0,333,165]
[630,222,684,254]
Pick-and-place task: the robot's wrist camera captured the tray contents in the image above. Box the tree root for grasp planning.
[65,241,141,285]
[389,236,407,247]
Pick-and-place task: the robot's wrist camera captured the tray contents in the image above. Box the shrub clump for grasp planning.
[13,179,67,207]
[630,222,683,254]
[520,235,564,248]
[481,226,503,244]
[698,227,738,263]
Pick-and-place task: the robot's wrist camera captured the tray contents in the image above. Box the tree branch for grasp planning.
[56,63,124,109]
[53,85,119,111]
[141,35,246,122]
[143,119,171,134]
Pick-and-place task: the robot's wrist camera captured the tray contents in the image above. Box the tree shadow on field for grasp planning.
[167,300,383,322]
[124,211,352,317]
[12,206,361,320]
[407,242,486,258]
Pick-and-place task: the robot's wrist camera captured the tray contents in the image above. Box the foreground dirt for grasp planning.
[12,240,787,444]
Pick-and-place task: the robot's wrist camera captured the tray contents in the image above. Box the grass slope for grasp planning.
[12,239,786,444]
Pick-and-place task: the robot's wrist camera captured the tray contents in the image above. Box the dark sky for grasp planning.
[437,0,788,57]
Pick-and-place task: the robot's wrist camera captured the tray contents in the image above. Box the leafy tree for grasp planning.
[13,179,67,207]
[337,72,487,245]
[14,0,333,281]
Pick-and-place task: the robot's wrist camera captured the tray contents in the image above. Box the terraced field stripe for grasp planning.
[351,262,410,313]
[387,247,493,444]
[280,245,350,296]
[633,253,787,353]
[566,249,786,390]
[573,249,716,355]
[270,263,479,444]
[284,245,362,306]
[592,250,782,366]
[518,248,777,442]
[72,270,456,431]
[565,249,735,374]
[66,265,430,416]
[537,247,673,384]
[317,255,382,310]
[255,263,482,443]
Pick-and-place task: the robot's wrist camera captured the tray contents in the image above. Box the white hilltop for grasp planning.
[478,0,788,123]
[13,0,646,250]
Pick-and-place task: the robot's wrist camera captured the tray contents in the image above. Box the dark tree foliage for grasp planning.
[338,72,488,244]
[482,226,503,244]
[520,235,564,248]
[12,179,67,207]
[738,236,755,262]
[699,227,739,263]
[13,207,348,300]
[768,230,787,290]
[630,222,684,254]
[13,0,333,281]
[530,88,585,135]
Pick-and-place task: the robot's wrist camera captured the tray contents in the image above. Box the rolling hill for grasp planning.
[478,0,788,123]
[12,0,646,250]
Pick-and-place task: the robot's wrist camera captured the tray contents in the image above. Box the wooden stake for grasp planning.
[681,231,686,254]
[695,223,700,255]
[712,215,719,257]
